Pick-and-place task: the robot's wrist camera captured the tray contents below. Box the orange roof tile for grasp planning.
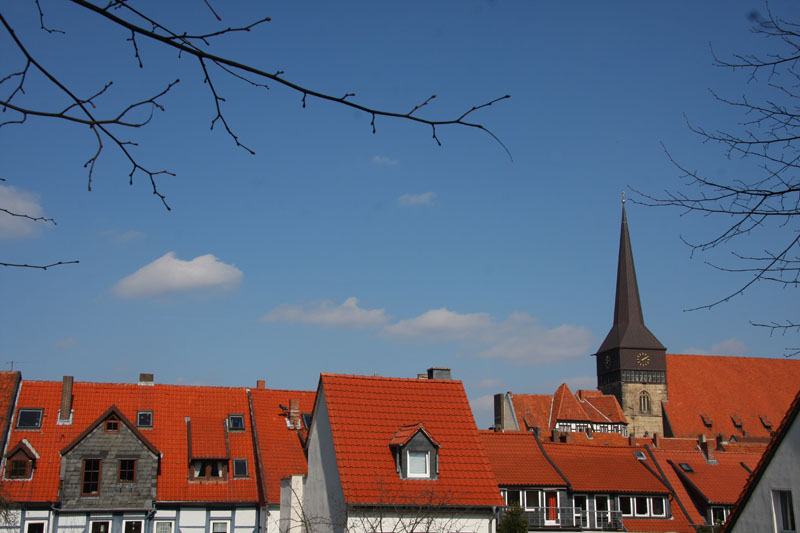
[551,383,590,423]
[511,387,626,432]
[478,431,566,487]
[0,372,20,451]
[579,394,627,425]
[664,354,800,439]
[511,393,552,430]
[189,417,229,459]
[664,450,761,505]
[320,374,504,508]
[541,442,670,494]
[4,380,260,504]
[249,388,316,504]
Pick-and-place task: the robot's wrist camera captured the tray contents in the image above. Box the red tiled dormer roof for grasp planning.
[478,431,566,487]
[188,417,229,459]
[390,423,440,448]
[666,452,759,505]
[664,354,800,439]
[249,388,316,505]
[3,380,260,504]
[319,373,504,508]
[510,393,552,430]
[551,383,589,423]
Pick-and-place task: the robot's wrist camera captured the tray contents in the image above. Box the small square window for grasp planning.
[118,459,136,482]
[211,522,228,533]
[105,416,119,433]
[233,459,248,478]
[228,415,245,431]
[16,409,43,429]
[679,462,694,473]
[90,522,109,533]
[154,523,172,533]
[123,521,142,533]
[137,411,153,428]
[407,450,429,478]
[8,459,29,478]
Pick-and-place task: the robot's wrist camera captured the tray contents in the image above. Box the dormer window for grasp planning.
[5,440,38,480]
[389,423,439,480]
[228,415,244,431]
[191,459,227,480]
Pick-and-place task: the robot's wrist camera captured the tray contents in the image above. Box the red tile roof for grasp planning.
[579,393,627,425]
[4,380,261,504]
[319,373,504,508]
[389,423,440,447]
[551,384,587,422]
[249,388,316,504]
[511,385,626,432]
[0,372,21,450]
[478,431,566,487]
[664,354,800,439]
[511,393,552,430]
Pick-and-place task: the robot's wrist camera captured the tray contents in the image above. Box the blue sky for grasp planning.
[1,1,796,427]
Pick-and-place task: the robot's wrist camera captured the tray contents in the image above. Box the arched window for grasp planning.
[639,391,651,414]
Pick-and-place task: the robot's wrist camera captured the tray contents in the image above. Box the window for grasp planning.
[228,414,245,431]
[91,522,110,533]
[524,490,540,510]
[634,450,647,461]
[16,409,43,429]
[8,459,29,479]
[137,411,153,428]
[679,462,694,473]
[595,495,610,528]
[710,506,729,525]
[505,489,520,506]
[211,522,228,533]
[154,523,172,533]
[634,496,649,516]
[620,496,633,516]
[639,391,651,414]
[123,521,142,533]
[773,490,797,533]
[192,459,225,479]
[233,459,248,478]
[651,497,666,517]
[104,415,120,433]
[26,523,45,533]
[118,459,136,482]
[574,495,588,527]
[82,459,101,495]
[407,450,429,478]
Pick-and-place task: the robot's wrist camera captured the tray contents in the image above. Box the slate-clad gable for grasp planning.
[60,411,158,510]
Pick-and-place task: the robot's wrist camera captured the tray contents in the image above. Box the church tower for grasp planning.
[596,203,667,437]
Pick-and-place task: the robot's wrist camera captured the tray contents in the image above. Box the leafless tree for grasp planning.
[634,6,799,355]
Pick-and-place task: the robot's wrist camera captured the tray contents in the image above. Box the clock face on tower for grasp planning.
[636,352,651,367]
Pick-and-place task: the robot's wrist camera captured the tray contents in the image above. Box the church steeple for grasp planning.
[598,203,665,354]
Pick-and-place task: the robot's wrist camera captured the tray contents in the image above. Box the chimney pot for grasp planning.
[426,367,452,380]
[288,398,301,429]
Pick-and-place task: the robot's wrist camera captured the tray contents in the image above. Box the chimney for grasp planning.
[699,434,717,464]
[289,398,301,429]
[715,434,726,451]
[59,376,73,423]
[551,428,560,442]
[629,434,636,446]
[139,373,154,386]
[565,433,574,444]
[256,380,265,389]
[532,426,541,438]
[653,432,661,449]
[427,367,452,380]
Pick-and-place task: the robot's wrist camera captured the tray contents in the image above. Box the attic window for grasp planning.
[390,423,439,480]
[137,411,153,428]
[192,460,227,479]
[228,415,245,431]
[16,409,43,429]
[233,459,248,478]
[634,451,647,461]
[105,415,120,433]
[700,413,713,428]
[8,459,30,479]
[407,451,430,478]
[679,463,694,473]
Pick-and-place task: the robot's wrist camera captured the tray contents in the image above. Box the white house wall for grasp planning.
[345,510,494,533]
[730,411,800,533]
[302,388,346,533]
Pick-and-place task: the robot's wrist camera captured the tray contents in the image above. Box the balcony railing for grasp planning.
[501,507,624,530]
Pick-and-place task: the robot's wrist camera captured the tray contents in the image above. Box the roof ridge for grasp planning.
[320,372,462,384]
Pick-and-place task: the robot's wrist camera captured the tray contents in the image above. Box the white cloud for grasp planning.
[382,307,493,339]
[372,155,399,166]
[55,337,78,349]
[262,297,388,329]
[398,192,436,207]
[683,338,749,357]
[0,185,48,239]
[474,378,502,390]
[113,252,242,299]
[477,322,595,365]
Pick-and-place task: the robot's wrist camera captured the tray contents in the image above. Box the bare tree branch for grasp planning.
[1,260,79,270]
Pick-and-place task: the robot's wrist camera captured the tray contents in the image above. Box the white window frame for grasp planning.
[651,496,666,517]
[773,490,797,533]
[634,496,649,517]
[210,521,230,533]
[406,450,430,478]
[24,521,47,533]
[524,489,540,511]
[710,506,728,525]
[543,490,560,526]
[594,495,611,528]
[122,520,144,533]
[232,458,248,478]
[619,496,633,517]
[154,521,173,533]
[90,521,111,533]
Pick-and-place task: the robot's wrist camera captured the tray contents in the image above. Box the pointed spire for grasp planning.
[598,204,665,353]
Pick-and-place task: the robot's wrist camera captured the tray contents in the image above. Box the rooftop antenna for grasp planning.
[6,361,26,371]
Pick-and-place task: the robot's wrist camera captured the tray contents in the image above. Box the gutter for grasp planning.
[532,432,571,492]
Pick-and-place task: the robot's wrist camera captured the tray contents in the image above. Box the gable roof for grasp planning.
[666,452,760,505]
[3,380,261,504]
[551,383,587,422]
[664,354,800,438]
[478,431,566,487]
[510,386,626,432]
[0,371,21,453]
[249,388,316,505]
[319,373,504,508]
[60,404,160,457]
[389,423,440,448]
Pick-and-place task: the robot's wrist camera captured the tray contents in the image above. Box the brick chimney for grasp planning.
[59,376,73,423]
[289,398,301,429]
[699,434,717,464]
[653,432,661,449]
[551,428,560,442]
[256,380,265,389]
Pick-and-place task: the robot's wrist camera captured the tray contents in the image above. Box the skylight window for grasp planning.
[679,462,694,473]
[233,459,248,478]
[137,411,153,428]
[228,415,244,431]
[634,451,646,461]
[17,409,43,429]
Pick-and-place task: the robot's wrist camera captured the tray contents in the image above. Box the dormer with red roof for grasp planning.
[389,423,440,480]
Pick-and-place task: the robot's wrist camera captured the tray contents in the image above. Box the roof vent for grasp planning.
[679,462,694,473]
[139,373,154,386]
[700,412,713,428]
[426,367,452,380]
